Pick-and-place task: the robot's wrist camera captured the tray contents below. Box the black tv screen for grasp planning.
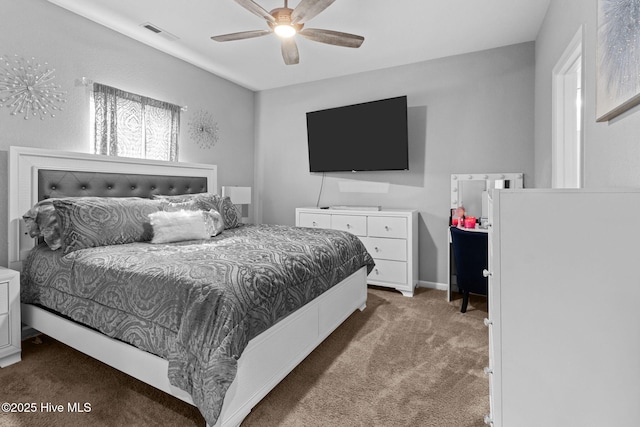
[306,96,409,172]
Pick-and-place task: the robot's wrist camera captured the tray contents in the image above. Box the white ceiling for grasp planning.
[47,0,551,91]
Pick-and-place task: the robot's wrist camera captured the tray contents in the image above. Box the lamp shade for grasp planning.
[221,186,252,205]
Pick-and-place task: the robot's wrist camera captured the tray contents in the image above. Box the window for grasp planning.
[91,83,180,161]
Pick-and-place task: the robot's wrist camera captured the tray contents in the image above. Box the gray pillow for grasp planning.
[53,197,164,254]
[22,199,62,250]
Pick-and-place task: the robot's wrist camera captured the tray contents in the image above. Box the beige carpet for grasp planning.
[0,287,488,427]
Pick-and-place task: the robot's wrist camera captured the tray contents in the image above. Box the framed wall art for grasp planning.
[596,0,640,122]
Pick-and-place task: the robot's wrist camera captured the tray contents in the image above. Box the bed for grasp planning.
[8,146,374,426]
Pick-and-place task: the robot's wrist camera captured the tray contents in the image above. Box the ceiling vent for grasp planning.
[140,22,179,42]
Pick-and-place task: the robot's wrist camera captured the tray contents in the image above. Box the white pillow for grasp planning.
[149,210,210,244]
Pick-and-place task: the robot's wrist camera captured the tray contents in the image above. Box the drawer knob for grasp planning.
[483,367,493,375]
[346,223,351,229]
[384,225,390,231]
[484,415,494,425]
[312,221,317,226]
[482,269,491,278]
[483,318,493,326]
[374,268,379,275]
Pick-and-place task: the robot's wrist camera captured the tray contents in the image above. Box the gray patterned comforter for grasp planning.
[21,224,375,425]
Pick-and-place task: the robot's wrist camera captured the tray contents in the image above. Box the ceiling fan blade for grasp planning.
[234,0,276,23]
[299,28,364,48]
[281,37,300,65]
[211,29,272,42]
[291,0,336,24]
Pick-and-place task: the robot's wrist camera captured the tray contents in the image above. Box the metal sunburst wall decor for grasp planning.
[189,109,220,149]
[0,54,67,120]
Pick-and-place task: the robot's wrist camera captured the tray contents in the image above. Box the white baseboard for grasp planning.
[417,280,448,291]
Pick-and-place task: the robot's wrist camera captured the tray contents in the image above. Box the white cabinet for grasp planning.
[485,189,640,427]
[296,208,418,296]
[0,267,20,367]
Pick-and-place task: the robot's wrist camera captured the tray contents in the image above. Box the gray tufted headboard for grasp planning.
[38,169,208,200]
[9,146,218,269]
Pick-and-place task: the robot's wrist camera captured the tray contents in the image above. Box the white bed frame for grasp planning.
[9,146,368,427]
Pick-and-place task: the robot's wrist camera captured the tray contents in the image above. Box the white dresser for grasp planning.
[485,189,640,427]
[0,267,21,367]
[295,208,418,296]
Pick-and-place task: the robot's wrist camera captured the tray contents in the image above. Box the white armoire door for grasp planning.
[487,189,640,427]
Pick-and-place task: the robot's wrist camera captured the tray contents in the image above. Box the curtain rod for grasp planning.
[79,77,187,111]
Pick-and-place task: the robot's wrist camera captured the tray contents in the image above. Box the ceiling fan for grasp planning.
[211,0,364,65]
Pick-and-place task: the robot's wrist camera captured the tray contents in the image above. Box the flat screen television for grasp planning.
[306,95,409,172]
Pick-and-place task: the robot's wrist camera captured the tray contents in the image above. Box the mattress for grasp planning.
[21,223,375,425]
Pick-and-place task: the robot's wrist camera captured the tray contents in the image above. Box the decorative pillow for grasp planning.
[22,199,62,250]
[149,210,211,244]
[153,193,239,229]
[152,193,199,203]
[53,197,164,254]
[195,194,239,229]
[160,200,200,212]
[203,210,224,237]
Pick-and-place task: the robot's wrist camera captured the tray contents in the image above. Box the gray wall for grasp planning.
[0,0,255,267]
[255,42,535,285]
[535,0,640,188]
[1,0,539,286]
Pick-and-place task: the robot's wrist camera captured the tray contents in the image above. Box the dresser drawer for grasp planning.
[0,314,8,347]
[360,237,407,262]
[331,215,367,236]
[0,282,8,315]
[368,216,407,239]
[298,213,331,229]
[369,259,407,284]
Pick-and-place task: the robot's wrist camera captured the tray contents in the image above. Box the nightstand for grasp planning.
[0,267,20,367]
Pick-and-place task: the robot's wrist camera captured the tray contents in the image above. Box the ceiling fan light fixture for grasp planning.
[211,0,364,65]
[274,24,296,38]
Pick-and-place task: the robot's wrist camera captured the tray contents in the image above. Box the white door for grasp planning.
[552,27,583,189]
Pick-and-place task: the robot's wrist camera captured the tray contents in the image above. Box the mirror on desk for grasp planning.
[450,173,524,226]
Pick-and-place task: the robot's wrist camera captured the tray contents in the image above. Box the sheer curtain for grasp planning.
[92,83,180,161]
